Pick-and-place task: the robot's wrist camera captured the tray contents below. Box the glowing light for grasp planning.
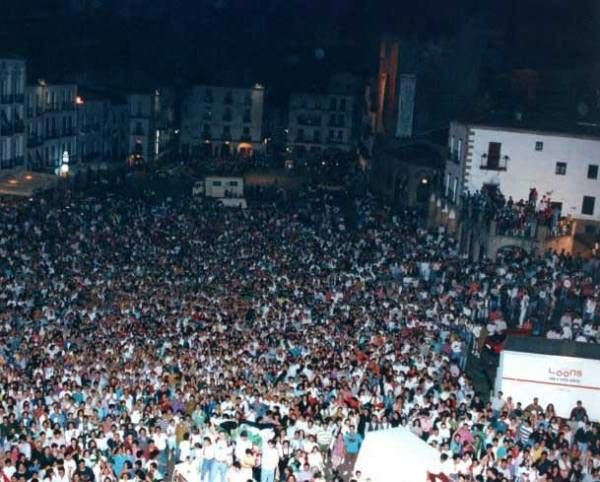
[8,179,17,185]
[75,96,84,105]
[421,178,428,185]
[25,175,33,180]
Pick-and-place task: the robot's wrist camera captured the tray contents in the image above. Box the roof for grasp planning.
[453,115,600,142]
[504,336,600,361]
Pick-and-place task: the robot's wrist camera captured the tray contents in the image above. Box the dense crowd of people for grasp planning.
[0,183,598,482]
[463,187,573,239]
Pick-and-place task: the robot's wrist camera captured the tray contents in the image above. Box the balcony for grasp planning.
[448,152,459,164]
[0,156,26,169]
[0,125,14,136]
[480,154,509,171]
[27,135,44,147]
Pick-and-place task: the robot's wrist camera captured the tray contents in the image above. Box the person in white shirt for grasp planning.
[260,439,279,482]
[200,437,215,482]
[52,466,70,482]
[178,432,192,463]
[212,435,230,482]
[234,432,251,462]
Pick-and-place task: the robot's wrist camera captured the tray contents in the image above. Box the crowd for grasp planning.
[0,184,598,482]
[463,187,572,239]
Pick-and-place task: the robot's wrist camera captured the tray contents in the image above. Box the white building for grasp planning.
[26,80,78,172]
[127,89,176,167]
[0,58,26,171]
[445,121,600,231]
[180,84,265,160]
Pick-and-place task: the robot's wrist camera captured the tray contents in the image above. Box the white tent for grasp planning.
[354,427,440,482]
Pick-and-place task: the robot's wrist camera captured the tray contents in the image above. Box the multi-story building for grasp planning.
[287,74,359,158]
[77,90,128,165]
[127,89,176,167]
[0,57,26,171]
[444,120,600,232]
[26,80,78,172]
[180,84,265,160]
[287,90,355,157]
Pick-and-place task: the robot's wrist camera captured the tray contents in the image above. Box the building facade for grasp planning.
[180,84,265,160]
[26,80,78,172]
[0,58,26,171]
[127,89,176,167]
[444,121,600,229]
[287,91,355,158]
[77,91,128,165]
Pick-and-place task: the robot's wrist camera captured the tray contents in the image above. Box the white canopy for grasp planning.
[354,427,440,482]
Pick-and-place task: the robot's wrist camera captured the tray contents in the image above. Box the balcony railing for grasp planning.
[27,135,44,147]
[0,125,12,136]
[480,161,507,171]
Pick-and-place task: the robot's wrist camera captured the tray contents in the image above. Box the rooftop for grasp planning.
[455,112,600,141]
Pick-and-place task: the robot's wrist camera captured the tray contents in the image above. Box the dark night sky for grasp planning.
[1,0,598,120]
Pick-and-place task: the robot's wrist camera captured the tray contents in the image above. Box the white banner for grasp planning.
[496,350,600,421]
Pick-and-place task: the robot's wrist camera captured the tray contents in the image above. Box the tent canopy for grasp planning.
[354,427,440,482]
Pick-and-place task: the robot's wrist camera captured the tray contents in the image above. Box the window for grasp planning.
[584,224,596,235]
[337,130,343,139]
[555,162,567,175]
[228,181,238,186]
[535,141,543,151]
[582,196,595,215]
[482,142,503,170]
[329,98,337,110]
[213,180,222,186]
[457,139,463,161]
[588,164,598,180]
[339,98,347,111]
[313,130,320,143]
